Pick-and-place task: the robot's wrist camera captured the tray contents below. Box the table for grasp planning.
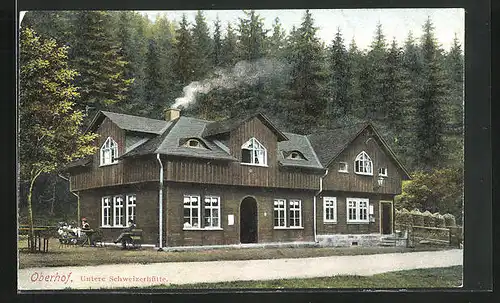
[81,229,96,246]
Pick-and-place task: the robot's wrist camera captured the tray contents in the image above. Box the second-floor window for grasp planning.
[241,137,267,166]
[100,137,118,166]
[354,151,373,175]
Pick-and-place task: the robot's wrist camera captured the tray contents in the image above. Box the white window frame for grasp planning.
[101,196,111,227]
[354,151,373,175]
[288,199,302,228]
[241,137,268,167]
[183,195,201,229]
[323,197,337,223]
[113,195,125,227]
[346,197,369,223]
[100,137,119,166]
[378,167,388,177]
[273,199,286,229]
[126,194,136,224]
[338,162,348,173]
[204,196,221,229]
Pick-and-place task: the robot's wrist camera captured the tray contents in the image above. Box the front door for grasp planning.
[240,197,258,243]
[380,202,393,234]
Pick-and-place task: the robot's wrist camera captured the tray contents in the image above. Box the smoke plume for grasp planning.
[172,58,289,109]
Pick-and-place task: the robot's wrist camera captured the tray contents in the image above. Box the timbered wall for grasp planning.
[315,192,395,235]
[70,117,160,191]
[78,183,163,244]
[165,183,315,246]
[323,128,403,194]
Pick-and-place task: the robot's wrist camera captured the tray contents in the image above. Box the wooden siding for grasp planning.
[315,192,394,235]
[78,183,162,244]
[323,128,403,194]
[70,117,160,191]
[165,183,314,246]
[163,117,320,190]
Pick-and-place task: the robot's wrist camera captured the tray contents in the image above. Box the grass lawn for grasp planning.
[146,266,463,289]
[18,237,449,269]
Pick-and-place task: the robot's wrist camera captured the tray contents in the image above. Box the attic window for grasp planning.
[241,137,267,166]
[339,162,348,173]
[378,167,388,177]
[100,137,118,166]
[286,151,305,160]
[182,138,206,149]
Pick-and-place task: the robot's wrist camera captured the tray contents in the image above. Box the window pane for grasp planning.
[242,149,251,163]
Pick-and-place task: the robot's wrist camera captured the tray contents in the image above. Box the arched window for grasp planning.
[241,137,267,166]
[354,151,373,175]
[100,137,118,166]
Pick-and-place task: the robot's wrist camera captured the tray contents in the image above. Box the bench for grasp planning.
[124,229,143,249]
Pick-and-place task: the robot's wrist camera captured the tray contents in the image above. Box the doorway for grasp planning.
[240,197,258,243]
[380,201,393,234]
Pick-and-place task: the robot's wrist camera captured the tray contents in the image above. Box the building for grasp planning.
[65,109,411,247]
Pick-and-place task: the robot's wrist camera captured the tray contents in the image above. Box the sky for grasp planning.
[137,9,464,52]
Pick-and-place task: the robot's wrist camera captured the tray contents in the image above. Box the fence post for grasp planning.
[448,228,452,246]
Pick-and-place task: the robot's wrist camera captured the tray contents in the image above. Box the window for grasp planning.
[100,137,118,166]
[286,151,305,160]
[113,196,125,227]
[101,197,111,227]
[273,199,286,228]
[183,138,205,149]
[354,151,373,175]
[378,167,388,177]
[183,195,200,229]
[126,194,136,223]
[241,137,267,166]
[323,197,337,223]
[289,199,302,227]
[204,196,221,228]
[346,198,369,223]
[339,162,348,173]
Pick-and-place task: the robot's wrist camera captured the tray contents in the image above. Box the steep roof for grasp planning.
[278,132,323,170]
[87,111,170,135]
[122,116,238,161]
[307,122,411,179]
[307,122,369,167]
[203,113,288,141]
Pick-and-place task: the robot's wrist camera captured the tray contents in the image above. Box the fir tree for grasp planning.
[415,18,448,170]
[173,14,195,88]
[71,11,133,115]
[237,10,268,61]
[327,28,350,124]
[212,16,223,67]
[221,23,238,68]
[192,10,213,80]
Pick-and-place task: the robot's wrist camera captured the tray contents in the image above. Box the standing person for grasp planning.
[114,219,136,248]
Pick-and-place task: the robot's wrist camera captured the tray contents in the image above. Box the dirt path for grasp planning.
[18,249,463,290]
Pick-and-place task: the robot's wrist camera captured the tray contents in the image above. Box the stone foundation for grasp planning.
[316,234,382,247]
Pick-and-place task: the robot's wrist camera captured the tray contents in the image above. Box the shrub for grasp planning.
[443,213,457,227]
[422,210,434,227]
[396,208,412,226]
[433,213,445,228]
[410,209,424,226]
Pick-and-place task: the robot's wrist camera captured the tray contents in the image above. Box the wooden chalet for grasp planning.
[65,109,411,247]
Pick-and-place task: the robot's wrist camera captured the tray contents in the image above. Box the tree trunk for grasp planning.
[27,170,42,253]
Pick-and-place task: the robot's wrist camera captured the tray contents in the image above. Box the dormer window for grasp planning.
[339,162,348,173]
[181,138,208,149]
[378,167,388,177]
[100,137,118,166]
[354,151,373,175]
[241,137,267,166]
[285,151,306,160]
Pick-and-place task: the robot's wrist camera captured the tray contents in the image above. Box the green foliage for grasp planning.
[327,29,350,124]
[173,14,195,87]
[192,11,213,79]
[71,11,134,113]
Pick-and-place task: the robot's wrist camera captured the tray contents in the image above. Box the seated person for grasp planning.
[113,219,136,248]
[81,218,90,230]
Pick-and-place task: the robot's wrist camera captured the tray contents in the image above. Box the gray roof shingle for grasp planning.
[278,132,323,170]
[100,111,170,135]
[307,123,369,167]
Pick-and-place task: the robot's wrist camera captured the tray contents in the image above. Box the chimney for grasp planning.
[165,108,180,121]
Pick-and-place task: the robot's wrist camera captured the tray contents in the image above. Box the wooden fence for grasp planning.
[395,223,463,248]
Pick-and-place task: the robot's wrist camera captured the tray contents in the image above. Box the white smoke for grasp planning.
[172,58,289,109]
